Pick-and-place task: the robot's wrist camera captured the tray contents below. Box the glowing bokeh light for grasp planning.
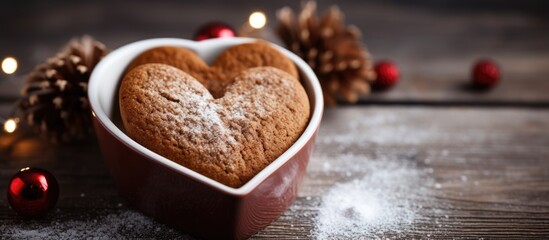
[2,57,18,74]
[4,118,18,133]
[249,11,267,29]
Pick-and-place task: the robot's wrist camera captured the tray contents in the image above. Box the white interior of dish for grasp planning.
[88,38,323,195]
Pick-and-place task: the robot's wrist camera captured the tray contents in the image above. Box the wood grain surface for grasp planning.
[260,107,549,239]
[1,0,549,239]
[0,107,548,239]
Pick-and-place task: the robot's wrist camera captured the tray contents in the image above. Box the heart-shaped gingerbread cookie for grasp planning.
[119,64,310,187]
[127,41,298,98]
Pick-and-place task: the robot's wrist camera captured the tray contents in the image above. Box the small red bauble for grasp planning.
[373,60,399,90]
[472,59,500,89]
[194,22,236,41]
[7,167,59,217]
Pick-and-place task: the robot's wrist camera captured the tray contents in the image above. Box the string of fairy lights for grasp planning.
[1,57,19,134]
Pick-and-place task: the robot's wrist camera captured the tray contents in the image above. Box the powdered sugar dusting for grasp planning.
[0,210,191,239]
[229,93,267,120]
[156,79,237,153]
[310,109,447,239]
[182,90,236,145]
[313,155,431,239]
[225,70,290,120]
[228,86,277,120]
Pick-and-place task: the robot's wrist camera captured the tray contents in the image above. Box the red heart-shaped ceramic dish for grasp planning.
[88,37,323,239]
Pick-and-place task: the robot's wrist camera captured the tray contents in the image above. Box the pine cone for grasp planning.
[18,35,108,142]
[276,1,376,105]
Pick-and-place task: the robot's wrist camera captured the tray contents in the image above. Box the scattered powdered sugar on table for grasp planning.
[313,157,432,239]
[310,109,446,239]
[0,210,191,239]
[1,109,451,239]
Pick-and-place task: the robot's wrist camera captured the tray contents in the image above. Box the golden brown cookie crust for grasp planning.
[119,64,309,188]
[126,41,299,98]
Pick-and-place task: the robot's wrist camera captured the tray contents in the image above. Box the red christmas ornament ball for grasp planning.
[472,59,500,89]
[194,22,236,41]
[7,167,59,217]
[373,60,400,90]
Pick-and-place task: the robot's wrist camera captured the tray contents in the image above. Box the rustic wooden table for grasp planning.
[1,1,549,239]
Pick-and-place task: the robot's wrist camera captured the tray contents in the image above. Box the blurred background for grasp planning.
[1,0,548,81]
[1,0,549,107]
